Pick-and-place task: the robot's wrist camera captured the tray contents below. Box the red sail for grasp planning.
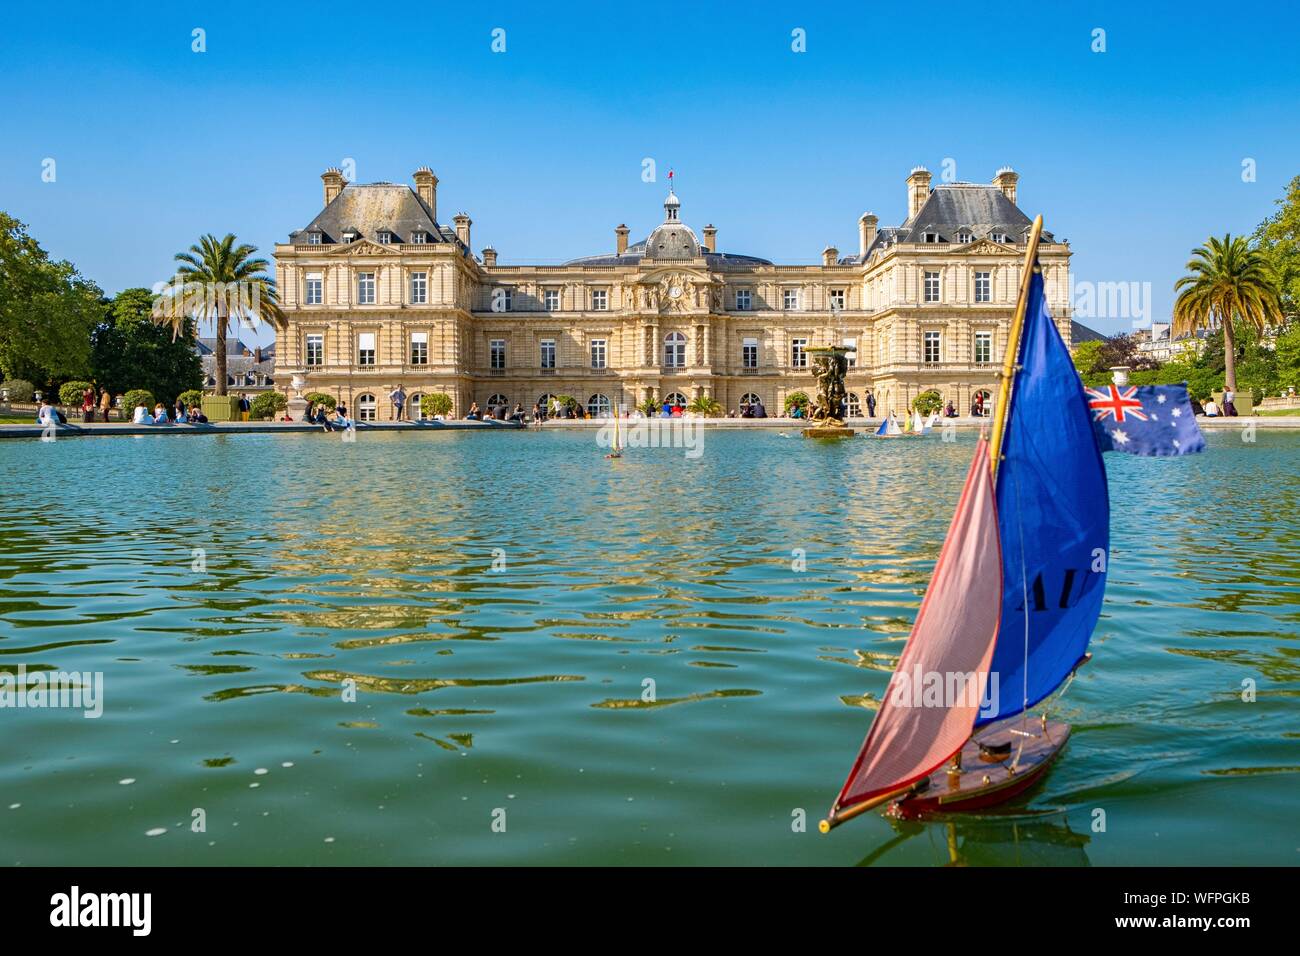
[832,438,1003,812]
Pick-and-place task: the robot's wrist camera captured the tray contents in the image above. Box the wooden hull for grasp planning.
[887,718,1069,820]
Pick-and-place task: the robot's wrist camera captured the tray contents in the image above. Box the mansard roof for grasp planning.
[840,183,1055,264]
[289,183,457,247]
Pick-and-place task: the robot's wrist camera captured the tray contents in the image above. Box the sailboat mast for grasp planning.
[988,215,1045,479]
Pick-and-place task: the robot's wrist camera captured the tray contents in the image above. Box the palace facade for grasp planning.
[271,165,1073,420]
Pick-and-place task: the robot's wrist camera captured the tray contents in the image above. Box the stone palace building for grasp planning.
[271,165,1073,420]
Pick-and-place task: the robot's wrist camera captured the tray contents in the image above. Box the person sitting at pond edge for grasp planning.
[1203,397,1220,417]
[752,400,768,418]
[188,405,208,423]
[153,404,170,424]
[37,400,59,427]
[132,403,154,425]
[465,402,481,421]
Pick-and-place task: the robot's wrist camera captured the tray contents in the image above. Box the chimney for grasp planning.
[858,212,878,259]
[255,346,262,363]
[482,247,497,267]
[822,245,839,267]
[906,166,932,221]
[413,167,439,219]
[453,213,472,249]
[615,224,630,255]
[321,167,346,206]
[702,224,717,253]
[993,166,1019,205]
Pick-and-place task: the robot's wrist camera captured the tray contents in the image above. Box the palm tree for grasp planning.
[155,234,283,395]
[1173,234,1282,392]
[687,394,722,417]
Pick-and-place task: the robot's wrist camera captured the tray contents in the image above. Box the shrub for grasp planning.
[1,379,35,403]
[122,389,155,413]
[420,393,453,418]
[249,391,288,420]
[912,389,944,415]
[687,394,722,417]
[784,391,810,414]
[59,380,93,406]
[305,392,337,411]
[636,396,660,417]
[177,389,204,409]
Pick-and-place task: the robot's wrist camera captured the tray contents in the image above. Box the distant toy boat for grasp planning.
[873,415,903,438]
[820,216,1205,832]
[605,407,623,459]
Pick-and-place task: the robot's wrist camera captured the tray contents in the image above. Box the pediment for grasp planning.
[326,239,401,256]
[958,239,1015,255]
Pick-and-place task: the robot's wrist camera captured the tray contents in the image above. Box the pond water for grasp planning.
[0,427,1296,865]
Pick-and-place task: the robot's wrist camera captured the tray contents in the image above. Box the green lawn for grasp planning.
[1255,407,1300,417]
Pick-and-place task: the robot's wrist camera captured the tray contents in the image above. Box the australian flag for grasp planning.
[1085,383,1206,456]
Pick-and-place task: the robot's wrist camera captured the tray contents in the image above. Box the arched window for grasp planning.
[740,392,762,407]
[664,392,688,408]
[357,393,377,421]
[664,331,686,368]
[847,392,862,417]
[487,393,509,409]
[409,393,425,420]
[972,389,993,417]
[537,393,557,414]
[587,394,611,417]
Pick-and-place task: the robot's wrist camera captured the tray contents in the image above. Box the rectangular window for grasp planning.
[844,337,857,368]
[974,330,992,364]
[307,232,322,245]
[742,337,758,369]
[377,232,391,244]
[305,273,322,305]
[543,289,560,311]
[410,231,426,244]
[410,331,428,365]
[540,339,555,369]
[974,271,991,303]
[357,272,376,304]
[735,289,752,310]
[591,289,608,311]
[783,288,799,311]
[924,271,940,303]
[305,333,324,367]
[410,271,427,304]
[358,331,376,366]
[957,232,973,244]
[590,338,607,369]
[923,330,941,364]
[791,337,808,368]
[829,289,846,311]
[490,338,506,370]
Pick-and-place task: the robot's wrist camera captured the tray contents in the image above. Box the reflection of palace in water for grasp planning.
[273,165,1073,420]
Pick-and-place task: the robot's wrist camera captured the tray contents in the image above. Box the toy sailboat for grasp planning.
[605,407,623,459]
[873,415,903,438]
[821,215,1196,830]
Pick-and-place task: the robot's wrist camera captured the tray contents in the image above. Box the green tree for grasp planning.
[912,389,943,415]
[420,393,453,418]
[156,234,283,395]
[250,391,287,420]
[784,391,810,414]
[1253,175,1300,318]
[91,288,203,407]
[1173,234,1283,392]
[0,212,102,385]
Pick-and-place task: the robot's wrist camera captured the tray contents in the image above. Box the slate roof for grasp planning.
[840,183,1057,264]
[289,183,461,248]
[1071,321,1108,344]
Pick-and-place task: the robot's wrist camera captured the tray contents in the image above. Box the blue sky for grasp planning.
[2,1,1298,344]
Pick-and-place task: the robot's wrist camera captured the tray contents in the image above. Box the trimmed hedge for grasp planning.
[177,389,205,410]
[59,380,94,406]
[123,389,155,413]
[305,392,337,411]
[249,391,287,420]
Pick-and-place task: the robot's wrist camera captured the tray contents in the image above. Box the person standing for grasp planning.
[390,384,407,421]
[81,386,95,422]
[99,389,113,422]
[1223,387,1238,417]
[866,391,877,418]
[238,393,250,421]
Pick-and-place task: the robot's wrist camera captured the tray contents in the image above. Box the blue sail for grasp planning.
[976,273,1110,726]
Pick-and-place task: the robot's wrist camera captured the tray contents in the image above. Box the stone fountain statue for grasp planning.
[802,346,855,438]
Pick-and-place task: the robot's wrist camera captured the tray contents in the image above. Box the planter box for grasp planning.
[202,395,241,421]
